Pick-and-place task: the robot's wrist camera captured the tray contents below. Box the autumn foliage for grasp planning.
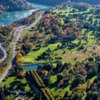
[16,52,23,65]
[38,14,81,38]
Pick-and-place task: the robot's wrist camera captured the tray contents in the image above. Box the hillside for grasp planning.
[0,1,100,100]
[28,0,100,5]
[0,5,4,13]
[15,2,99,99]
[0,0,34,13]
[20,2,99,64]
[0,26,13,42]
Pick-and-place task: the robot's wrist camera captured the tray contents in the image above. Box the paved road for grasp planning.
[0,14,42,83]
[12,26,25,58]
[25,14,42,30]
[0,44,7,63]
[0,25,25,83]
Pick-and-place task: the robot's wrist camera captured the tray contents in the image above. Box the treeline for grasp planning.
[37,56,100,99]
[0,0,34,12]
[38,14,81,38]
[27,70,54,100]
[28,0,100,5]
[0,25,14,42]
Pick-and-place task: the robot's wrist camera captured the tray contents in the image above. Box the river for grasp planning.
[0,4,50,26]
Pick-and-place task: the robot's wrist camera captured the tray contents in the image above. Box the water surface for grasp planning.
[23,64,43,70]
[0,9,38,26]
[0,4,49,26]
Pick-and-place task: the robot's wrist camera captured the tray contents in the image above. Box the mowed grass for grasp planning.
[49,72,72,98]
[49,85,71,98]
[20,29,33,39]
[49,71,97,98]
[23,42,60,64]
[23,41,78,65]
[1,76,16,87]
[22,7,98,65]
[1,76,30,91]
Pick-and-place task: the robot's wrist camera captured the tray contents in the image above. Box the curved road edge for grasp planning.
[0,13,43,83]
[0,44,7,63]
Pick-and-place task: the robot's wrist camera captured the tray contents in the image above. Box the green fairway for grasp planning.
[23,42,60,64]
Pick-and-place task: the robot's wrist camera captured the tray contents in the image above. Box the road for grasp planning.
[25,14,42,30]
[0,44,7,63]
[0,26,24,83]
[0,14,42,83]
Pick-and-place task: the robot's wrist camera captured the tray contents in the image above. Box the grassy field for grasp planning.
[22,6,99,65]
[23,42,60,64]
[20,6,100,99]
[1,4,99,99]
[1,75,30,92]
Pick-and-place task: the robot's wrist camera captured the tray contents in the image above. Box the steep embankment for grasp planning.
[0,5,4,13]
[0,44,7,63]
[0,0,34,13]
[28,0,100,6]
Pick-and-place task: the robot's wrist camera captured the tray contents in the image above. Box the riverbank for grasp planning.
[0,8,44,82]
[0,8,45,99]
[0,9,37,26]
[0,4,49,26]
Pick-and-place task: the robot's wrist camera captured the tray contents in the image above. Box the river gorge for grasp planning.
[0,4,49,26]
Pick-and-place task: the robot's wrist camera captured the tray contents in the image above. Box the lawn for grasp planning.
[1,75,30,92]
[49,85,71,98]
[20,29,33,39]
[1,76,16,87]
[23,42,60,64]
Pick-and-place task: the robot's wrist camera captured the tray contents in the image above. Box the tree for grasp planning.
[71,89,85,100]
[0,87,5,100]
[57,75,63,82]
[16,52,23,65]
[55,60,63,73]
[71,74,85,89]
[86,91,99,100]
[88,67,97,79]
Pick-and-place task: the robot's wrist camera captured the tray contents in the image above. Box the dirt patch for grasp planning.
[62,51,88,61]
[62,45,100,61]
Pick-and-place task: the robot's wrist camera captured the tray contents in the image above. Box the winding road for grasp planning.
[0,44,7,63]
[0,14,43,83]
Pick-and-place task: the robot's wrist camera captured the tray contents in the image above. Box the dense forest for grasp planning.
[0,25,14,42]
[13,2,100,99]
[0,1,100,100]
[28,0,100,5]
[0,0,34,13]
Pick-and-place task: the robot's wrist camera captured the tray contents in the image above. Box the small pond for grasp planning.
[22,64,43,70]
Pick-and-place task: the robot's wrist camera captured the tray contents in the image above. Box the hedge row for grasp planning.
[27,70,54,100]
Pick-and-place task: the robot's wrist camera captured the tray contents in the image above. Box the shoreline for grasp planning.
[0,4,48,27]
[0,8,39,27]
